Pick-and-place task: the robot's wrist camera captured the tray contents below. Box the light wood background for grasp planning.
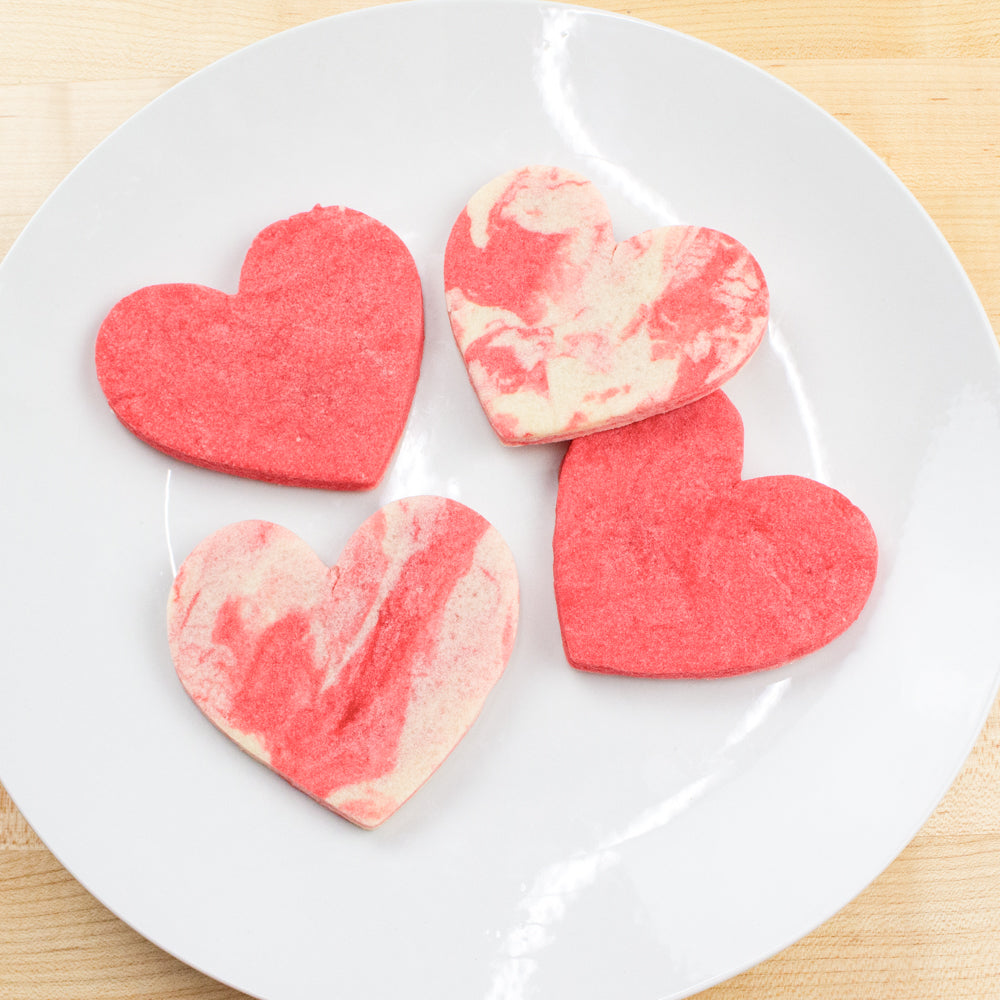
[2,1,999,997]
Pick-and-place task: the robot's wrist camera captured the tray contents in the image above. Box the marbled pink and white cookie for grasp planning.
[167,497,519,829]
[444,165,769,444]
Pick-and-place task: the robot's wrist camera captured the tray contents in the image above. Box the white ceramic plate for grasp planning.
[2,2,999,997]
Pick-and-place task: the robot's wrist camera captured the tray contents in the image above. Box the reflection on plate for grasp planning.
[1,3,999,998]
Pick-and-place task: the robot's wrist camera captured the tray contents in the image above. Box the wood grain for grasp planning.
[2,1,999,997]
[2,0,998,85]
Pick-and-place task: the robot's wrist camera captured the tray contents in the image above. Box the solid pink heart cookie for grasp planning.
[168,496,519,829]
[444,165,769,445]
[553,392,877,678]
[96,205,423,489]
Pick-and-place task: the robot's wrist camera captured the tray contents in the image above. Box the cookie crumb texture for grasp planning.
[168,496,519,829]
[554,392,878,678]
[96,205,423,489]
[444,165,768,444]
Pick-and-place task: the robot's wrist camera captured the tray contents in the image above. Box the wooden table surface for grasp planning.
[2,1,999,997]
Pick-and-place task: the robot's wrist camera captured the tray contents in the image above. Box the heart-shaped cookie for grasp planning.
[96,205,423,489]
[553,392,877,677]
[444,165,768,445]
[168,496,519,828]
